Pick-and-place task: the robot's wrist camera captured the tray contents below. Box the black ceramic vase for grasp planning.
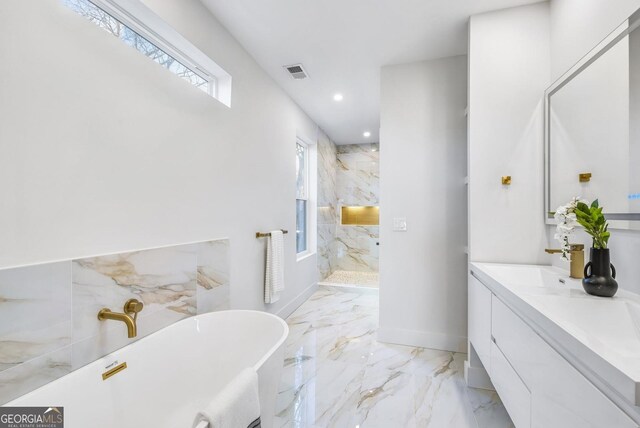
[582,248,618,297]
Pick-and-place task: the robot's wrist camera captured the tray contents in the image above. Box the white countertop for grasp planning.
[470,262,640,407]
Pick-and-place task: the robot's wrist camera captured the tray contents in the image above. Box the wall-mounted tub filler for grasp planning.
[98,299,144,338]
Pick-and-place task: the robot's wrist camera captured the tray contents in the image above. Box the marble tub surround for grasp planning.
[0,262,72,404]
[73,245,198,341]
[0,263,72,371]
[0,238,230,405]
[196,239,231,313]
[276,287,513,427]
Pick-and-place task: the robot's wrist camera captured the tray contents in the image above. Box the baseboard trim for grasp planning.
[464,360,495,390]
[377,327,467,353]
[276,282,318,319]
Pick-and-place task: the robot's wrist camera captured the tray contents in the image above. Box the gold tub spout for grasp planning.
[545,244,585,279]
[97,299,144,338]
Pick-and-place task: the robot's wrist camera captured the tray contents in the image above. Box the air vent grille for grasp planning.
[284,64,308,80]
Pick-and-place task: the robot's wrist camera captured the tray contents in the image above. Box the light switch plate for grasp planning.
[393,217,407,231]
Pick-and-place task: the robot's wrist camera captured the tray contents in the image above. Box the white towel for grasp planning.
[192,368,261,428]
[264,230,285,303]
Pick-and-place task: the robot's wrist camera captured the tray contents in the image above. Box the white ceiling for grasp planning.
[200,0,542,144]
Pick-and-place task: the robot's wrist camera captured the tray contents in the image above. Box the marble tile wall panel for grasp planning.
[337,143,379,206]
[72,245,197,336]
[317,131,339,280]
[196,239,230,313]
[336,225,379,272]
[0,238,230,405]
[335,143,380,272]
[0,262,72,404]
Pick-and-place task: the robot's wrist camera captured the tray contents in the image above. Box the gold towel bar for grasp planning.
[256,229,288,238]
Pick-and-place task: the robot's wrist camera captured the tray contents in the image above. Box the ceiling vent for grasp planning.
[284,64,308,80]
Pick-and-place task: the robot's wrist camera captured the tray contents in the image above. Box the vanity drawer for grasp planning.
[468,274,492,371]
[491,295,538,386]
[491,296,637,428]
[490,340,531,428]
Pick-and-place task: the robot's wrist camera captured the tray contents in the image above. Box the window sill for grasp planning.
[296,251,316,263]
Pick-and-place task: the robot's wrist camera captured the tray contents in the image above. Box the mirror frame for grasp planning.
[544,9,640,226]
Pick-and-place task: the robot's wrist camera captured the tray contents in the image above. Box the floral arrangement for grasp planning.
[555,197,610,260]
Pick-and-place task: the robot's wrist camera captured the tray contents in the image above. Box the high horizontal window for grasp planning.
[62,0,232,105]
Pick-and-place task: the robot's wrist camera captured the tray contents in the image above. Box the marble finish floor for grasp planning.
[319,270,379,288]
[275,287,514,428]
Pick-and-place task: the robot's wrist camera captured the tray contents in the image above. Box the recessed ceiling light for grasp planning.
[333,93,344,102]
[363,131,371,138]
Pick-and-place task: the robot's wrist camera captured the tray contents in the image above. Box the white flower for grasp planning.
[554,197,583,261]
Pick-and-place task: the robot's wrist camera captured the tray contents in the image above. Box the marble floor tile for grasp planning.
[276,288,514,428]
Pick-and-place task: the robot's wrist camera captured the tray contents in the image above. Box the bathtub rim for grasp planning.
[5,309,289,406]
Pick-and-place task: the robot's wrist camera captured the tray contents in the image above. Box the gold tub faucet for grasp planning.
[545,244,585,279]
[97,299,144,338]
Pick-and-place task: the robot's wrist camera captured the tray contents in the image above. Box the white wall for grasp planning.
[468,2,551,264]
[379,56,468,352]
[548,0,640,294]
[0,0,320,317]
[550,0,640,81]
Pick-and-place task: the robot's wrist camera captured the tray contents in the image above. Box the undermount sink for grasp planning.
[527,294,640,358]
[473,263,579,289]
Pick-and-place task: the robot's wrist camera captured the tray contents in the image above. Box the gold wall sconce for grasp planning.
[501,176,512,185]
[579,172,592,183]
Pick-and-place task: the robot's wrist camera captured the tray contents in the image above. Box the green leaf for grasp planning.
[577,202,590,213]
[591,199,599,209]
[575,210,590,219]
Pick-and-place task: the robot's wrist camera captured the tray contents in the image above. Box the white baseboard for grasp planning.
[276,282,318,319]
[377,327,467,353]
[464,360,495,390]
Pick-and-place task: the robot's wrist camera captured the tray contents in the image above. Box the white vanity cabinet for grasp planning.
[469,268,639,428]
[468,274,492,370]
[492,296,636,428]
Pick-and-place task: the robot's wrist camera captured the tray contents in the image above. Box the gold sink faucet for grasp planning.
[97,299,144,338]
[545,244,584,279]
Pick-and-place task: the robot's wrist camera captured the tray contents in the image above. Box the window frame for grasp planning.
[64,0,232,106]
[296,139,310,257]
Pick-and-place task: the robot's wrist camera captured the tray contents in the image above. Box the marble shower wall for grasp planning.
[0,239,230,404]
[336,144,380,273]
[317,131,339,280]
[337,143,380,206]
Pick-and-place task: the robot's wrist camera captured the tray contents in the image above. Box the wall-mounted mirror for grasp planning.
[545,9,640,228]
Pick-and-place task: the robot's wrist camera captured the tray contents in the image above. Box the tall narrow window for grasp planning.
[296,141,309,254]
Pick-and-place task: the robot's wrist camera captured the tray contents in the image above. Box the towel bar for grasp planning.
[256,229,288,238]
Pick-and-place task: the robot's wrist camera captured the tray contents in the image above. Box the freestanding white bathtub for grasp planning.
[6,310,289,428]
